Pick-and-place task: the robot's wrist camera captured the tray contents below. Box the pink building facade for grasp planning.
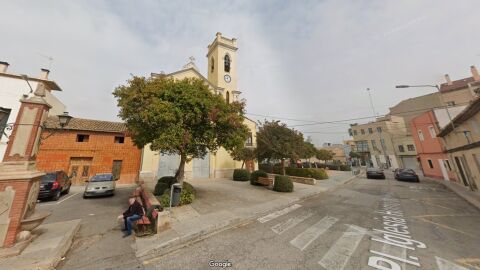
[410,110,458,182]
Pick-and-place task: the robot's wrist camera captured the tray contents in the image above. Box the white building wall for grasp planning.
[0,76,65,159]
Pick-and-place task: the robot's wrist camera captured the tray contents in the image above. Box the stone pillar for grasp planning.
[0,82,51,248]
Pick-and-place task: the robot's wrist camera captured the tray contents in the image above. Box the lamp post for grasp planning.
[395,84,455,130]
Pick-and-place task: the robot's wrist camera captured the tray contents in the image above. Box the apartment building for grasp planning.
[349,115,417,169]
[438,97,480,192]
[410,106,466,181]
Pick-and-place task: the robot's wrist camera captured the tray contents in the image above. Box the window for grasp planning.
[418,130,424,141]
[211,57,214,73]
[356,140,369,152]
[446,101,455,107]
[361,129,365,135]
[371,140,377,149]
[427,159,434,169]
[445,159,452,171]
[348,129,353,136]
[398,145,405,152]
[112,160,122,180]
[226,91,230,104]
[407,144,415,151]
[245,133,253,146]
[380,139,386,151]
[353,130,358,136]
[114,136,125,144]
[368,128,373,134]
[224,54,231,72]
[428,126,436,138]
[376,127,382,133]
[76,134,89,142]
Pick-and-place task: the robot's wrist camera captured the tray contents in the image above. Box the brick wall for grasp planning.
[36,130,141,185]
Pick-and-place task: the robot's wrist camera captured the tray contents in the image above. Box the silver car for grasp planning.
[83,173,116,198]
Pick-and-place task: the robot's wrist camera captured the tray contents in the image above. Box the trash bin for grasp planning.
[170,183,182,207]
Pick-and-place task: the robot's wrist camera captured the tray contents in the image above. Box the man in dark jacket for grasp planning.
[118,196,143,237]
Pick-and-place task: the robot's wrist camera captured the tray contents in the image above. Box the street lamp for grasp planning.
[395,84,455,129]
[58,112,73,128]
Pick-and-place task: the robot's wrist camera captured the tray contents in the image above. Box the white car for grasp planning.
[83,173,116,198]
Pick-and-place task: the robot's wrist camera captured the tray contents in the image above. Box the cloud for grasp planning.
[1,0,479,146]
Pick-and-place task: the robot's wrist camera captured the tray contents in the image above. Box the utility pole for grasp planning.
[367,88,377,120]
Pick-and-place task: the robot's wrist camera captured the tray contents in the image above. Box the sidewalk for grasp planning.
[0,219,81,270]
[425,177,480,210]
[134,170,356,261]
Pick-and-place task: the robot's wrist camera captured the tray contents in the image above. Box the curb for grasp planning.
[424,178,480,211]
[49,219,82,270]
[137,175,358,261]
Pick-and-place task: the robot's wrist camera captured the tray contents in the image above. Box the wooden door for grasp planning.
[112,160,122,180]
[69,157,93,185]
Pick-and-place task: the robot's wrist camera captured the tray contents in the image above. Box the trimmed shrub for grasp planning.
[285,167,329,180]
[158,181,196,207]
[233,169,250,181]
[153,182,169,196]
[273,175,293,192]
[158,176,177,186]
[250,170,268,186]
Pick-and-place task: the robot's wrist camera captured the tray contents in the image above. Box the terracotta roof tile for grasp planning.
[44,116,127,133]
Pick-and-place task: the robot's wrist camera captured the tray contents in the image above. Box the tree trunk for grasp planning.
[241,160,245,169]
[176,154,187,185]
[281,159,286,175]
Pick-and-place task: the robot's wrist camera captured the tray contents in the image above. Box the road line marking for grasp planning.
[37,193,79,206]
[416,217,477,238]
[410,214,480,218]
[257,204,302,223]
[318,224,366,270]
[436,256,470,270]
[381,239,407,269]
[271,212,313,235]
[289,215,337,251]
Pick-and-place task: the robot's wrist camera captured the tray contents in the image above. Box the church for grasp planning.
[140,33,257,185]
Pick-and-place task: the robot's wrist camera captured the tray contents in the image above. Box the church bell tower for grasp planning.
[207,32,239,103]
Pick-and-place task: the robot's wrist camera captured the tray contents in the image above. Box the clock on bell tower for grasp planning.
[207,32,238,103]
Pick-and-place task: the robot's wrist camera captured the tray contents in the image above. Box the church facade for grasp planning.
[140,33,257,184]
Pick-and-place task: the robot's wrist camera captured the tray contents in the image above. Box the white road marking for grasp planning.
[257,204,302,223]
[381,239,407,269]
[435,256,469,270]
[37,193,79,206]
[289,216,338,251]
[318,225,366,270]
[271,212,313,235]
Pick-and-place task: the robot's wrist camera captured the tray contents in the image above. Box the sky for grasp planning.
[1,0,480,146]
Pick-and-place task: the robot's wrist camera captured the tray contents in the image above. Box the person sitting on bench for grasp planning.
[118,196,143,237]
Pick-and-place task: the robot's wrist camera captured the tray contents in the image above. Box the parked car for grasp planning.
[366,167,386,179]
[395,169,420,182]
[38,171,71,201]
[83,173,116,198]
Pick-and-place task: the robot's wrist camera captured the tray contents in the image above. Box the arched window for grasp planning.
[224,54,231,72]
[226,91,230,104]
[211,57,214,73]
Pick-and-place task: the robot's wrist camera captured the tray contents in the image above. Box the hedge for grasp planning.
[250,170,268,186]
[273,175,293,192]
[285,167,329,180]
[233,169,250,181]
[159,181,196,207]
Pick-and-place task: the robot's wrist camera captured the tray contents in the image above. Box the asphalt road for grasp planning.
[144,173,480,270]
[37,185,143,270]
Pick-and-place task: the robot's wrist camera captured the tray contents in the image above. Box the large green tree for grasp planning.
[316,149,335,162]
[231,146,256,170]
[256,120,304,175]
[113,76,250,184]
